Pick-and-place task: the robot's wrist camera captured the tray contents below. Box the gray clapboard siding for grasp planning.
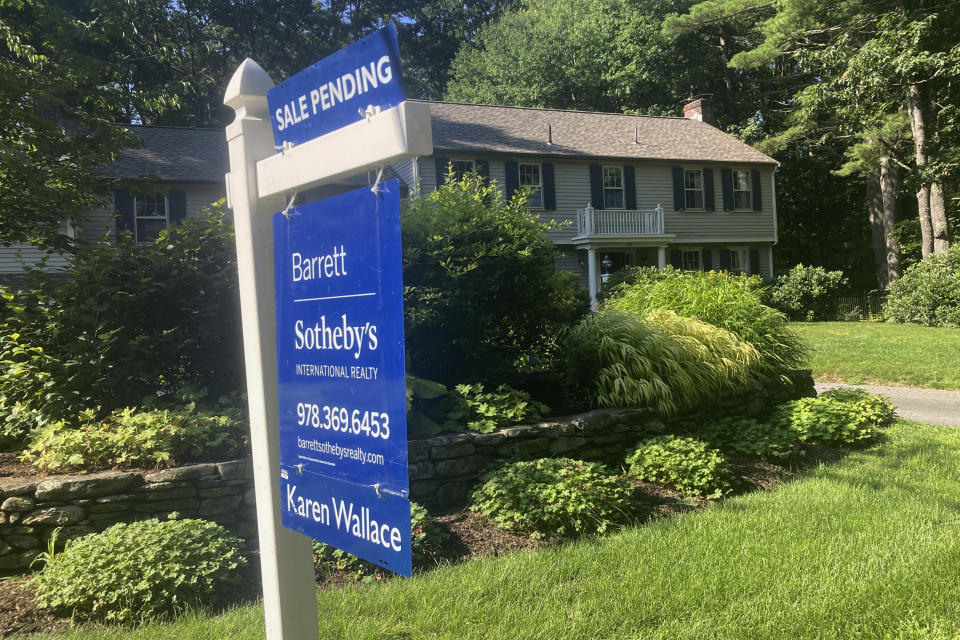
[390,159,416,193]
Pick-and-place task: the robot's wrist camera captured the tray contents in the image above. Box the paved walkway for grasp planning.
[815,382,960,428]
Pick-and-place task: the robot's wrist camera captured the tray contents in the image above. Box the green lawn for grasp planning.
[792,321,960,390]
[41,421,960,639]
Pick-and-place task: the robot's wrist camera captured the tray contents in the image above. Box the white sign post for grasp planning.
[223,52,431,639]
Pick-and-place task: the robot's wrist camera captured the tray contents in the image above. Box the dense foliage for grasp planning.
[402,173,588,384]
[765,265,849,321]
[32,517,246,624]
[21,404,247,471]
[0,206,241,439]
[691,416,804,461]
[606,269,806,377]
[884,244,960,327]
[777,388,896,446]
[471,458,639,538]
[626,435,736,498]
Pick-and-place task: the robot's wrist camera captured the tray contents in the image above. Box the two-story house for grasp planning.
[1,98,779,308]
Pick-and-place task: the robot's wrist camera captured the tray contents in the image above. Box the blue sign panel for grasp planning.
[274,179,410,576]
[266,24,405,148]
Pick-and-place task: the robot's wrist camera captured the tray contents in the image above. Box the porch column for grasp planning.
[587,247,598,309]
[657,245,666,270]
[767,245,774,280]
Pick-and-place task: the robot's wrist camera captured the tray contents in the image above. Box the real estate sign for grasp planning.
[273,178,411,576]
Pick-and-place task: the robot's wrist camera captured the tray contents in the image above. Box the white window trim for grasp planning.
[684,168,705,211]
[602,166,625,209]
[133,194,169,244]
[518,162,543,209]
[680,247,702,272]
[726,245,750,275]
[732,169,753,210]
[449,159,475,182]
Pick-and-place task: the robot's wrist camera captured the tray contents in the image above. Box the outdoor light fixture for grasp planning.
[601,254,613,274]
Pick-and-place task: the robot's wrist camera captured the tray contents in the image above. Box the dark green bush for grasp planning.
[606,269,806,377]
[692,416,804,461]
[402,172,588,384]
[766,264,849,321]
[776,388,896,446]
[626,435,736,498]
[884,244,960,327]
[21,404,247,471]
[471,458,639,538]
[32,517,246,623]
[0,204,242,437]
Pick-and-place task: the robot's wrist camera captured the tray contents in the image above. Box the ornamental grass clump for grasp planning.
[626,435,736,499]
[605,269,806,377]
[32,517,246,624]
[471,458,640,538]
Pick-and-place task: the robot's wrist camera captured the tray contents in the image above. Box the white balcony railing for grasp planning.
[575,204,664,238]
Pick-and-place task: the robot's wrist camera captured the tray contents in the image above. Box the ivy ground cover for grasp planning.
[793,322,960,389]
[39,421,960,639]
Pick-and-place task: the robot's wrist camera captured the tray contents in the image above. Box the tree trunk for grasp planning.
[931,180,951,252]
[907,83,935,257]
[880,156,902,284]
[867,168,890,290]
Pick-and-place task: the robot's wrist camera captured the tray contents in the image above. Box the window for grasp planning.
[134,194,168,244]
[727,247,750,274]
[519,163,542,208]
[450,160,474,182]
[603,166,624,209]
[682,250,701,272]
[733,170,752,209]
[684,169,704,209]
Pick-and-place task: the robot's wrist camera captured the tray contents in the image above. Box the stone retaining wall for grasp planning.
[0,370,814,571]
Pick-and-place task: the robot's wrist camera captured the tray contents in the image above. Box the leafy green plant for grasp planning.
[21,405,247,471]
[692,416,804,461]
[32,516,246,624]
[776,388,896,446]
[471,458,640,538]
[453,383,549,433]
[626,436,736,498]
[312,502,446,579]
[606,269,807,377]
[884,244,960,327]
[765,264,849,321]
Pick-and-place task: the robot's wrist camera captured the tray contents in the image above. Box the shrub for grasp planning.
[0,204,242,435]
[312,501,446,579]
[471,458,639,538]
[453,383,549,433]
[21,405,247,471]
[884,244,960,327]
[32,517,246,623]
[776,388,896,446]
[626,436,736,498]
[766,264,849,321]
[692,416,804,461]
[606,269,806,377]
[402,172,588,384]
[562,309,759,414]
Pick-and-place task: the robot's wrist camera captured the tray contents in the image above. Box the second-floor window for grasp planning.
[519,163,542,208]
[450,160,474,182]
[734,170,752,209]
[135,194,168,244]
[603,166,624,209]
[684,169,704,209]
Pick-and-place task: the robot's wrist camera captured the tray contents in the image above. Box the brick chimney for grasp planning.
[683,97,715,126]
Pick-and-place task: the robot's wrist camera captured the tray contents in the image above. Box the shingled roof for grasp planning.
[105,125,228,182]
[423,101,777,165]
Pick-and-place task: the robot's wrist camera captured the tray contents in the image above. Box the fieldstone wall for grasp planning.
[0,369,814,571]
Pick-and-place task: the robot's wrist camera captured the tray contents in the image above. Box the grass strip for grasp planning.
[42,421,960,639]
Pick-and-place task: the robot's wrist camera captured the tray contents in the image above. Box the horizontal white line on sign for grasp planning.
[294,292,376,303]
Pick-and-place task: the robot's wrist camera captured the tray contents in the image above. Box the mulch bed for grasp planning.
[0,579,70,637]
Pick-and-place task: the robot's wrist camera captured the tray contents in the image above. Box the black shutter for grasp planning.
[476,159,490,181]
[114,190,134,236]
[504,160,519,199]
[749,248,761,275]
[719,249,732,271]
[434,157,450,189]
[168,189,187,224]
[542,163,556,210]
[721,169,734,211]
[703,168,715,211]
[670,249,683,268]
[751,169,762,210]
[672,167,684,211]
[589,165,604,209]
[701,249,712,271]
[624,165,637,210]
